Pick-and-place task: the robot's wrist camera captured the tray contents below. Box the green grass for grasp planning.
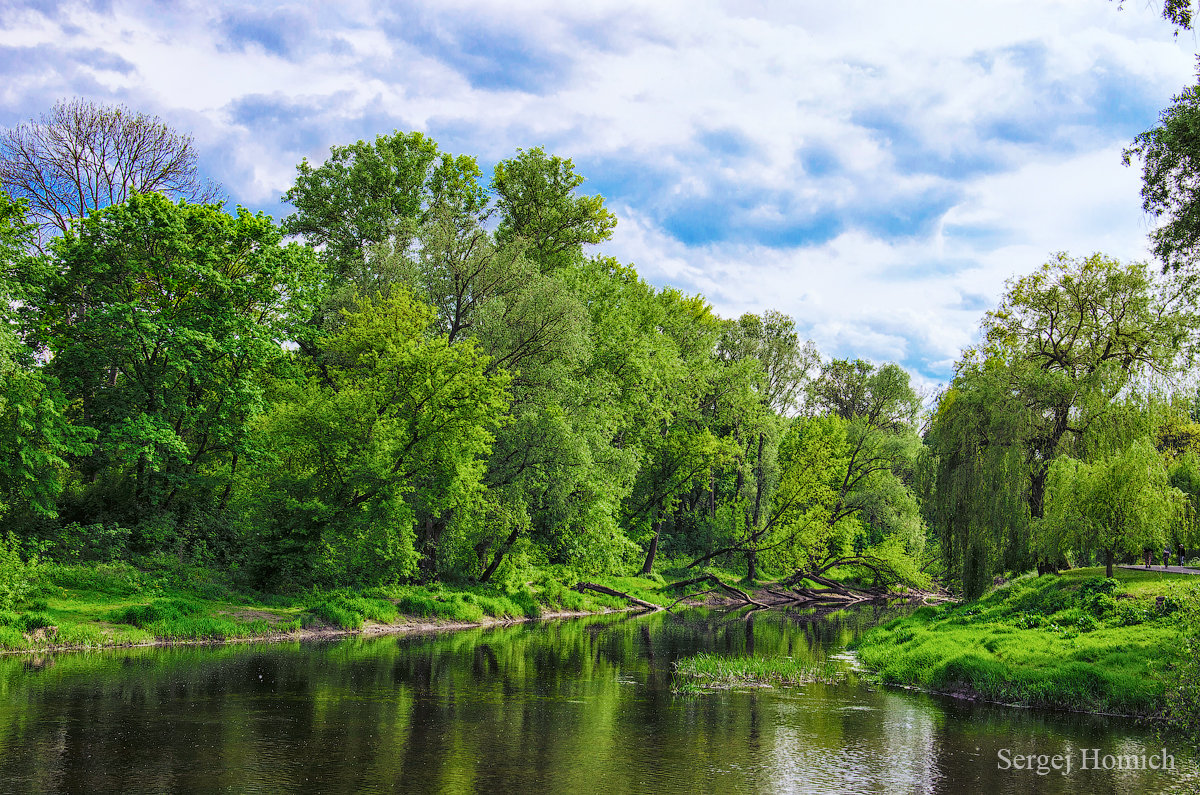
[673,652,843,691]
[852,567,1193,716]
[0,561,673,653]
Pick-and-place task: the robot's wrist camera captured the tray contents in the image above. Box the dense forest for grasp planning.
[5,84,1200,600]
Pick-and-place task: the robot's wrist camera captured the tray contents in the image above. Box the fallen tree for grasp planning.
[661,574,770,609]
[572,582,661,611]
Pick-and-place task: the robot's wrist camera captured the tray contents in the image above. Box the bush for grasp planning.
[0,533,41,609]
[45,562,148,596]
[108,598,203,628]
[17,612,54,633]
[48,523,131,562]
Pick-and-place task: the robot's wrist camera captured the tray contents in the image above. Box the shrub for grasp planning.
[17,612,54,633]
[108,598,203,628]
[0,533,41,609]
[45,562,148,596]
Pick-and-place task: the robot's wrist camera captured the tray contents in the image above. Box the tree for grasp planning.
[283,132,483,276]
[0,99,218,249]
[1040,439,1182,577]
[372,203,594,579]
[710,312,818,578]
[0,188,91,521]
[245,291,510,587]
[492,147,616,273]
[1114,0,1192,31]
[805,360,925,556]
[929,252,1194,594]
[36,193,317,539]
[1125,77,1200,272]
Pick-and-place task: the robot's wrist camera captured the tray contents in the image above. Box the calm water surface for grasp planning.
[0,606,1195,793]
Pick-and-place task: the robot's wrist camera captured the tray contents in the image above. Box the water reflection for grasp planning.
[0,606,1194,793]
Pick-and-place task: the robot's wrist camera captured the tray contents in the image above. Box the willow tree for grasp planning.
[928,252,1194,595]
[1039,439,1182,578]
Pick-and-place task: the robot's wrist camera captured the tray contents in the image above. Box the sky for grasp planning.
[2,0,1198,391]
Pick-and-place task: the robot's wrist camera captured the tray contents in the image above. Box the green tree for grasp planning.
[1125,78,1200,272]
[245,291,510,587]
[929,253,1193,594]
[1040,439,1182,577]
[36,193,317,542]
[0,188,91,520]
[492,147,616,273]
[706,311,817,579]
[283,131,484,277]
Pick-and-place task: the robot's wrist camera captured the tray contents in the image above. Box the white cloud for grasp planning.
[1,0,1196,386]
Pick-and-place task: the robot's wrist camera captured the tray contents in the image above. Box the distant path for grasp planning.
[1117,564,1200,575]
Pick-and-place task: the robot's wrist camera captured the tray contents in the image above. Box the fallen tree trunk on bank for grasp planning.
[572,583,661,611]
[661,574,771,609]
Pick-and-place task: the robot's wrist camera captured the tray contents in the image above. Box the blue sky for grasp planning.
[2,0,1196,390]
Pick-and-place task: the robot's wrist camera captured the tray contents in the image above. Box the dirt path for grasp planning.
[1117,564,1200,575]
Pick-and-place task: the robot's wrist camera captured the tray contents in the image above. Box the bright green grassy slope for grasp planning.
[0,560,676,653]
[853,567,1196,717]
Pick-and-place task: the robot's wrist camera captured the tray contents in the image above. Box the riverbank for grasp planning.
[0,559,673,654]
[852,567,1199,717]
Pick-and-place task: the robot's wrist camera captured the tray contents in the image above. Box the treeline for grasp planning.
[0,101,930,593]
[8,89,1200,599]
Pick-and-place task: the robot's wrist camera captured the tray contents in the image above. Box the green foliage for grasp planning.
[43,561,149,596]
[37,192,317,540]
[1125,75,1200,272]
[855,569,1186,716]
[492,147,616,273]
[283,131,483,276]
[243,290,510,588]
[928,252,1193,594]
[1039,438,1183,576]
[1163,582,1200,737]
[108,597,204,628]
[307,595,398,629]
[0,532,40,609]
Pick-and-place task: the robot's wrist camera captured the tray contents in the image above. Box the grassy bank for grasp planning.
[0,558,674,653]
[853,567,1197,717]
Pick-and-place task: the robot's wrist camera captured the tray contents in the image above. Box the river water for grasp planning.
[0,606,1194,793]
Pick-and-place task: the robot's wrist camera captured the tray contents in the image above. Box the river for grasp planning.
[0,605,1194,793]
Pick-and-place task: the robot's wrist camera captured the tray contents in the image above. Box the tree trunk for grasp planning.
[640,505,662,576]
[479,524,521,583]
[708,470,716,519]
[746,432,766,581]
[1105,548,1114,579]
[1030,467,1047,521]
[419,516,444,583]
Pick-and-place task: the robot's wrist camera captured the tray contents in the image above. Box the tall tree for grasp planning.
[1125,76,1200,272]
[36,193,317,537]
[245,291,510,587]
[929,252,1194,594]
[283,131,484,277]
[712,312,818,578]
[0,188,91,521]
[0,99,219,249]
[492,147,617,273]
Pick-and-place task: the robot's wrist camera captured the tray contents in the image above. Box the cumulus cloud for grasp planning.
[0,0,1195,386]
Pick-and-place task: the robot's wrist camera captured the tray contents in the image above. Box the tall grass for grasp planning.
[674,652,843,691]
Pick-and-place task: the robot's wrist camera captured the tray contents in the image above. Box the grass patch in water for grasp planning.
[673,652,843,691]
